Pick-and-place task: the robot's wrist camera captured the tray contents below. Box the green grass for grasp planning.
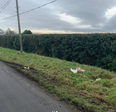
[0,47,116,112]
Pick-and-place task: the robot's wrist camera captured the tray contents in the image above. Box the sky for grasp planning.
[0,0,116,33]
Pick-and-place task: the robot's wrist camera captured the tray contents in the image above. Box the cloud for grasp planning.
[1,0,116,33]
[103,15,116,32]
[55,0,116,32]
[105,7,116,19]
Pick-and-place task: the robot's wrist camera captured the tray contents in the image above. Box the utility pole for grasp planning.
[16,0,23,52]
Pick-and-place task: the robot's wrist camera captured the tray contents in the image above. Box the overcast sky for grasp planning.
[0,0,116,33]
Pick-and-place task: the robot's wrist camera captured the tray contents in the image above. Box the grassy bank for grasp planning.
[0,47,116,112]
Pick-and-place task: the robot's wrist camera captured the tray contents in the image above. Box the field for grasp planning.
[0,47,116,112]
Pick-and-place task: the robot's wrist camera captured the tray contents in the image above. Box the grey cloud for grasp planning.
[56,0,116,29]
[20,9,74,31]
[102,15,116,32]
[1,0,116,33]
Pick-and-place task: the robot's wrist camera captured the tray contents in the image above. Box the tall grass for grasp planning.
[0,47,116,112]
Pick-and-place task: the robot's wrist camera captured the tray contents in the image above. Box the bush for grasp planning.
[0,33,116,72]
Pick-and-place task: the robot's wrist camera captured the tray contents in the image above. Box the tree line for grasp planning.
[0,33,116,71]
[0,28,32,35]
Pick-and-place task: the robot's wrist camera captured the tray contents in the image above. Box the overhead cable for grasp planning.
[0,0,57,20]
[0,0,10,10]
[0,0,11,13]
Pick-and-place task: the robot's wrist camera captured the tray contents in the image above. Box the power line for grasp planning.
[0,0,11,13]
[0,0,10,10]
[20,0,57,15]
[0,0,57,20]
[0,15,17,20]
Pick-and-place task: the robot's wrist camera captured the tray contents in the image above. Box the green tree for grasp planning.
[22,30,32,34]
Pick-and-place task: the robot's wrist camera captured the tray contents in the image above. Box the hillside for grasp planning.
[1,34,116,72]
[0,47,116,112]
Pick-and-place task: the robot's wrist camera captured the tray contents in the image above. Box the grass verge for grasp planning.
[0,47,116,112]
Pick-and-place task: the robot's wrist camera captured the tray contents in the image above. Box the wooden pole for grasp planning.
[16,0,23,52]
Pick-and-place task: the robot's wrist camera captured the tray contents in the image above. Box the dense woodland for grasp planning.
[0,33,116,71]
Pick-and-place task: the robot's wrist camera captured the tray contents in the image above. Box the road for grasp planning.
[0,61,77,112]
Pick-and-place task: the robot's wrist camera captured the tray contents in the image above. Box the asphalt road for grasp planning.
[0,61,77,112]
